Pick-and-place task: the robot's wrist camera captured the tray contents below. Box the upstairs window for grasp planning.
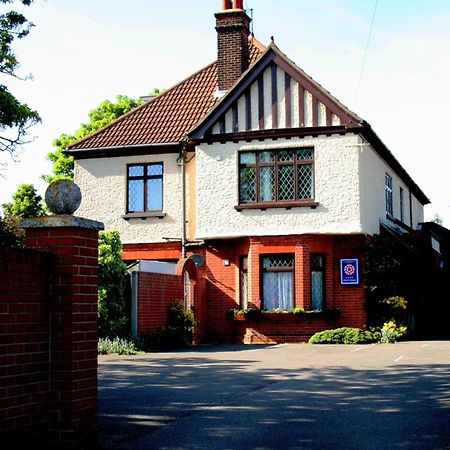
[399,187,404,223]
[239,148,314,206]
[385,173,393,217]
[127,163,163,213]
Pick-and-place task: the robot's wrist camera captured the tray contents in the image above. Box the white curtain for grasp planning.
[263,272,293,310]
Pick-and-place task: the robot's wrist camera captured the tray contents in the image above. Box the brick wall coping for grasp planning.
[21,215,104,230]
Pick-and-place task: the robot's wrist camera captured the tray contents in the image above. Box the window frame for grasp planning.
[260,253,295,311]
[239,256,248,310]
[236,148,318,211]
[310,253,326,311]
[123,162,166,219]
[385,173,393,217]
[399,186,404,223]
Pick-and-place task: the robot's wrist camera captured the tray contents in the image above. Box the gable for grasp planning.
[189,44,362,140]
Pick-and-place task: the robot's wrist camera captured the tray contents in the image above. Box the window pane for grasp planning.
[278,165,295,200]
[260,166,275,201]
[240,152,256,164]
[297,148,313,160]
[148,163,163,176]
[240,167,256,202]
[263,271,293,310]
[240,256,248,309]
[262,255,293,269]
[311,271,324,310]
[297,164,313,199]
[128,180,144,211]
[260,151,275,162]
[129,165,144,177]
[311,254,324,270]
[278,149,294,162]
[147,178,163,210]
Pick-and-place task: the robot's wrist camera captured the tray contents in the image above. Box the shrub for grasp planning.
[98,230,128,338]
[380,320,407,343]
[0,215,25,248]
[98,337,140,355]
[309,327,376,344]
[138,301,197,351]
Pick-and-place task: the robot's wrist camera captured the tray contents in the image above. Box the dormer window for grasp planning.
[236,148,317,210]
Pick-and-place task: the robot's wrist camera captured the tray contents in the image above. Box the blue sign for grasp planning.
[340,259,359,285]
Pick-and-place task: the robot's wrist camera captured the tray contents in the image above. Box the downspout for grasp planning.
[180,143,187,259]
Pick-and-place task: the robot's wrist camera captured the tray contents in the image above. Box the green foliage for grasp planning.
[0,0,40,154]
[98,230,128,338]
[138,301,196,350]
[431,214,443,225]
[380,320,408,344]
[309,327,377,345]
[291,307,305,315]
[98,337,140,355]
[1,183,46,218]
[0,214,24,247]
[43,95,142,183]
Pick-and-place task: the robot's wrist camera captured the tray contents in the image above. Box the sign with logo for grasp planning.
[340,258,359,285]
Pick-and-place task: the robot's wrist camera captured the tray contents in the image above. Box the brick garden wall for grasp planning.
[0,218,102,446]
[137,272,183,335]
[0,246,50,437]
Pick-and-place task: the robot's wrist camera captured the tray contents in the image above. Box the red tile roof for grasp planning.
[69,40,265,151]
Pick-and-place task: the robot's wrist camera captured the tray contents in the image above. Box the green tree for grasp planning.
[98,229,128,338]
[43,95,142,183]
[431,214,443,226]
[0,0,40,154]
[1,182,46,218]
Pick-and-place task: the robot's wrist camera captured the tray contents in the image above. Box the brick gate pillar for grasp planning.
[21,215,103,445]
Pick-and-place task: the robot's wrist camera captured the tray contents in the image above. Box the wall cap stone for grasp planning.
[21,215,104,230]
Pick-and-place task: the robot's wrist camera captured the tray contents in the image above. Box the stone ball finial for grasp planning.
[45,180,82,215]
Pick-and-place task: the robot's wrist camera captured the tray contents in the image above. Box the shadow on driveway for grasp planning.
[98,344,450,449]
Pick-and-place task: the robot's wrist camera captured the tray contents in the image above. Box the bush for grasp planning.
[309,327,377,344]
[98,337,140,355]
[138,301,197,351]
[0,215,25,248]
[380,320,407,343]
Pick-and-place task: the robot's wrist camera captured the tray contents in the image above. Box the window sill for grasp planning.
[122,212,166,220]
[235,201,319,211]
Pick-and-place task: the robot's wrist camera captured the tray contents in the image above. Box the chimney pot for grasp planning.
[222,0,232,10]
[233,0,244,10]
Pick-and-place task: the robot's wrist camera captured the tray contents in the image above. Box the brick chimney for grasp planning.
[215,0,251,92]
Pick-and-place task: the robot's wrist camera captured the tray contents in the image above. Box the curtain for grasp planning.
[263,272,293,310]
[311,271,324,310]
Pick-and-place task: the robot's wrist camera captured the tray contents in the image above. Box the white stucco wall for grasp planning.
[74,153,182,244]
[195,134,364,239]
[359,137,424,234]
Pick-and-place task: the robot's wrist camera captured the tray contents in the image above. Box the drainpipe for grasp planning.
[180,144,187,259]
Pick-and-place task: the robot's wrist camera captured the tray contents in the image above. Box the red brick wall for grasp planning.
[123,233,367,343]
[1,223,100,446]
[0,246,50,437]
[137,272,183,334]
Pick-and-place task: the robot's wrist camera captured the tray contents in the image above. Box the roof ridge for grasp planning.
[68,60,218,150]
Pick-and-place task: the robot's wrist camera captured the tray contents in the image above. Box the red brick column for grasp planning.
[21,216,103,445]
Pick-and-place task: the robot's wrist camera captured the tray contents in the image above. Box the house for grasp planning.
[68,0,430,343]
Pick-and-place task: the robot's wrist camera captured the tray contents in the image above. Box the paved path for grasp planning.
[98,341,450,449]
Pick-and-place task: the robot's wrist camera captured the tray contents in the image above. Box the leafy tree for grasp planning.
[431,214,443,226]
[98,229,128,338]
[43,95,143,183]
[0,0,40,154]
[1,182,45,217]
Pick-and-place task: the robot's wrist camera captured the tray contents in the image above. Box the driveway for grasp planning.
[98,341,450,449]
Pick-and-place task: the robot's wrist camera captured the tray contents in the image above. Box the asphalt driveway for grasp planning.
[98,341,450,450]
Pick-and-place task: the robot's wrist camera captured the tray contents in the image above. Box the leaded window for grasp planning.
[261,254,294,310]
[385,173,393,217]
[127,163,163,213]
[239,148,314,205]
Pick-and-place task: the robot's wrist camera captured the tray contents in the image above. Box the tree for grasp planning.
[0,0,40,155]
[1,182,46,217]
[43,95,142,183]
[98,230,128,338]
[431,214,443,226]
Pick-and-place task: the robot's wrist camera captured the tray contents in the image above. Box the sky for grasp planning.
[1,0,449,227]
